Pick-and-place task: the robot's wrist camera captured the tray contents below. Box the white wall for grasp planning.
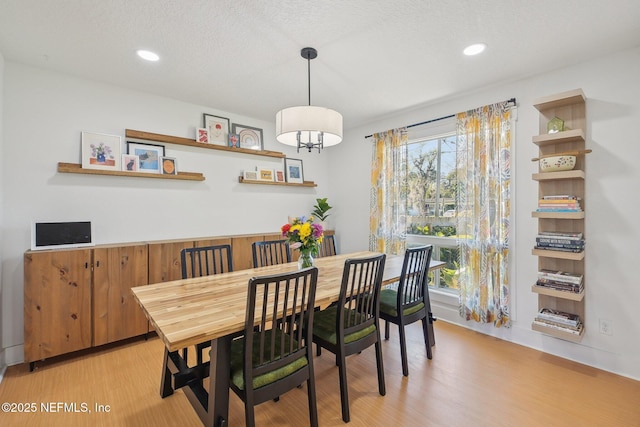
[329,46,640,380]
[1,63,332,363]
[0,52,5,376]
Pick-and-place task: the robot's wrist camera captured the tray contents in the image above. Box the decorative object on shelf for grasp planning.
[203,113,230,145]
[274,170,285,182]
[539,155,576,172]
[284,158,304,183]
[281,216,324,269]
[258,168,274,181]
[161,157,177,175]
[127,141,165,173]
[311,197,333,221]
[228,133,240,148]
[546,116,565,133]
[243,170,258,180]
[276,47,343,153]
[196,127,209,143]
[122,154,139,172]
[81,131,122,171]
[232,123,263,150]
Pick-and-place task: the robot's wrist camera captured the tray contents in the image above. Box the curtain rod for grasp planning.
[364,97,517,139]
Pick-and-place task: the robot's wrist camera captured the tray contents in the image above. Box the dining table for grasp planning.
[132,250,444,427]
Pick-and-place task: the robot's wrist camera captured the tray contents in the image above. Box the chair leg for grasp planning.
[307,375,319,427]
[384,319,390,340]
[337,353,350,423]
[374,339,386,396]
[421,317,433,359]
[316,343,322,357]
[398,323,410,376]
[245,396,256,427]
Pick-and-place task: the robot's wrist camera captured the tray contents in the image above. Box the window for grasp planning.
[406,126,459,293]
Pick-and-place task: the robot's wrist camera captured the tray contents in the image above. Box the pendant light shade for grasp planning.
[276,47,343,153]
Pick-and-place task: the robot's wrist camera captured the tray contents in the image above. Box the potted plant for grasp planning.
[311,197,333,229]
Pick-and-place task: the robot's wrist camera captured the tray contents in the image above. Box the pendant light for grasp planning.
[276,47,343,153]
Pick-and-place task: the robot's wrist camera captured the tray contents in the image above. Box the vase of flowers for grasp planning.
[281,216,324,269]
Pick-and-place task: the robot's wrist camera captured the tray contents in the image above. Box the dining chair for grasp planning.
[229,267,319,427]
[181,244,234,278]
[252,240,292,268]
[311,253,387,423]
[180,244,234,365]
[379,245,434,376]
[316,234,337,258]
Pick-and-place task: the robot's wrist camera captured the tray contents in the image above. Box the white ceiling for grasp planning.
[1,0,640,129]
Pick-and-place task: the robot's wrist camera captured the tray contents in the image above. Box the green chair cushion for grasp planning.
[379,288,425,317]
[312,306,376,345]
[230,331,308,391]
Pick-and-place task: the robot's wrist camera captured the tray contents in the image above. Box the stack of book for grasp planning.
[536,195,582,212]
[536,268,583,293]
[535,231,584,253]
[533,308,583,335]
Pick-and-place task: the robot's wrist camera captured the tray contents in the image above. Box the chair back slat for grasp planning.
[181,244,233,279]
[337,254,386,336]
[252,240,292,268]
[398,245,433,309]
[245,268,317,378]
[316,235,337,258]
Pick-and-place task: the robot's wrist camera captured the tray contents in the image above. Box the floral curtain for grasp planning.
[369,128,408,255]
[456,102,512,327]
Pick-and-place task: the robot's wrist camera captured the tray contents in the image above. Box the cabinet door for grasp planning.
[24,249,92,362]
[148,240,194,283]
[93,245,149,346]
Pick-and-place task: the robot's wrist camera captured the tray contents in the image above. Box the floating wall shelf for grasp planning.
[57,162,205,181]
[238,177,317,187]
[125,129,286,159]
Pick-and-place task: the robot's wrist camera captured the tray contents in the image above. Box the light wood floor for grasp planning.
[1,321,639,427]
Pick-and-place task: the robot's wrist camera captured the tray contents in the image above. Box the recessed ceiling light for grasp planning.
[463,43,486,56]
[136,50,159,61]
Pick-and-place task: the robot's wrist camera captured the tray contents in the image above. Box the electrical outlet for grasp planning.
[599,318,613,336]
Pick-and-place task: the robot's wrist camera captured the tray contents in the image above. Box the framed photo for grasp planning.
[275,170,286,183]
[161,157,177,175]
[232,123,263,150]
[228,133,240,148]
[203,114,230,145]
[259,168,274,181]
[127,142,165,173]
[285,158,304,183]
[196,127,209,144]
[81,132,121,171]
[243,170,259,181]
[121,154,140,172]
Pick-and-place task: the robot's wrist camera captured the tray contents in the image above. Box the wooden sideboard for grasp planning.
[23,230,334,368]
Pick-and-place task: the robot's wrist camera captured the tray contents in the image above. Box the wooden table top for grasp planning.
[132,251,444,352]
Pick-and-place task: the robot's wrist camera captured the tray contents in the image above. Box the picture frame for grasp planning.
[196,127,209,144]
[121,154,140,172]
[81,132,122,171]
[275,169,286,183]
[161,157,178,175]
[258,168,274,181]
[203,114,230,145]
[232,123,263,150]
[243,170,259,181]
[228,133,240,148]
[284,158,304,183]
[127,141,165,173]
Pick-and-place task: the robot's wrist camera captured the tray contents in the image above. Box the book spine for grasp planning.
[536,313,580,327]
[535,246,583,253]
[537,274,582,284]
[538,231,583,238]
[537,242,584,250]
[536,238,584,245]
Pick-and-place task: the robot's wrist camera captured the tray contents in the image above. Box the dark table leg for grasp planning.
[206,335,232,427]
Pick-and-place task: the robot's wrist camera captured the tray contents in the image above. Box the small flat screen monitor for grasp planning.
[31,221,95,251]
